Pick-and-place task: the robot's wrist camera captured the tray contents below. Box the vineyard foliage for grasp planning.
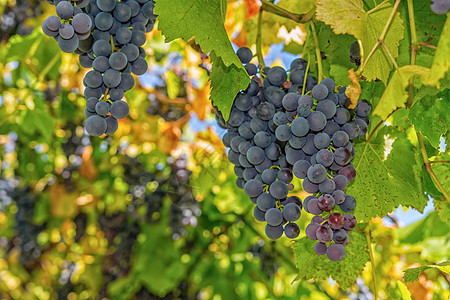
[0,0,449,299]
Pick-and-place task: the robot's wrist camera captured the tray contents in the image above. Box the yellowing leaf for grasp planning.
[345,69,361,109]
[316,0,404,84]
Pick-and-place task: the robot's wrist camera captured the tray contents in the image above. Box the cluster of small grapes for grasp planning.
[12,186,44,265]
[0,178,19,210]
[431,0,450,14]
[167,156,201,240]
[248,240,280,279]
[217,48,372,261]
[347,278,375,300]
[0,0,42,42]
[146,92,189,122]
[42,0,156,136]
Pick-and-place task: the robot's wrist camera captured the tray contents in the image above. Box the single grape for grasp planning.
[307,111,327,132]
[338,164,356,181]
[282,93,299,111]
[244,179,263,197]
[327,244,346,261]
[72,13,92,34]
[282,203,301,222]
[328,212,345,230]
[110,100,129,119]
[103,69,122,88]
[333,175,348,190]
[269,181,289,199]
[316,99,336,119]
[303,178,319,194]
[265,224,284,240]
[95,101,110,116]
[267,66,287,86]
[278,168,293,183]
[314,133,331,149]
[343,214,357,231]
[56,1,74,19]
[85,115,107,136]
[320,78,335,93]
[275,125,292,142]
[253,207,266,222]
[237,47,253,64]
[333,229,348,244]
[311,83,329,100]
[318,178,335,194]
[291,117,309,137]
[318,194,335,211]
[257,193,276,212]
[305,222,320,240]
[316,225,333,243]
[284,223,300,239]
[105,115,118,135]
[265,208,283,226]
[293,160,311,179]
[332,190,346,205]
[314,242,327,255]
[307,164,327,184]
[340,194,356,212]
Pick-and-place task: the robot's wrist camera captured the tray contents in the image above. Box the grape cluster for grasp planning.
[42,0,156,136]
[431,0,450,14]
[217,48,371,261]
[12,186,44,265]
[248,240,280,279]
[0,0,43,42]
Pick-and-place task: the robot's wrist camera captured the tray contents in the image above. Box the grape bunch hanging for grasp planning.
[216,47,371,261]
[42,0,156,136]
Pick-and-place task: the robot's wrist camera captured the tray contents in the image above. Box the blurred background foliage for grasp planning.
[0,0,448,299]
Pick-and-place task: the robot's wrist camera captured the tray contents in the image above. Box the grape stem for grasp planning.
[365,226,379,300]
[358,0,401,75]
[416,132,450,203]
[310,21,324,82]
[256,8,266,70]
[260,0,314,23]
[301,54,311,95]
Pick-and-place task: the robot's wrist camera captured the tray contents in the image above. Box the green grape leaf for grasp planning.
[423,16,450,86]
[409,89,450,148]
[155,0,239,68]
[347,127,427,222]
[403,261,450,283]
[154,0,250,120]
[403,266,430,283]
[292,224,369,289]
[372,65,430,120]
[316,0,404,84]
[431,152,450,224]
[209,54,250,120]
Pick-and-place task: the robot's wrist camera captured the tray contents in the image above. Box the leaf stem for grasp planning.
[260,0,314,23]
[359,0,401,74]
[367,0,390,14]
[418,41,437,50]
[430,160,450,164]
[366,108,399,144]
[256,8,265,69]
[310,21,323,82]
[380,40,399,69]
[365,226,379,300]
[416,132,450,202]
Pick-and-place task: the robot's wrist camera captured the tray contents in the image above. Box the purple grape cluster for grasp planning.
[216,48,371,261]
[42,0,156,136]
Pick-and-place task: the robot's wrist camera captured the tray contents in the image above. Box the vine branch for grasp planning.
[406,0,418,108]
[416,132,450,203]
[260,0,314,23]
[359,0,401,74]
